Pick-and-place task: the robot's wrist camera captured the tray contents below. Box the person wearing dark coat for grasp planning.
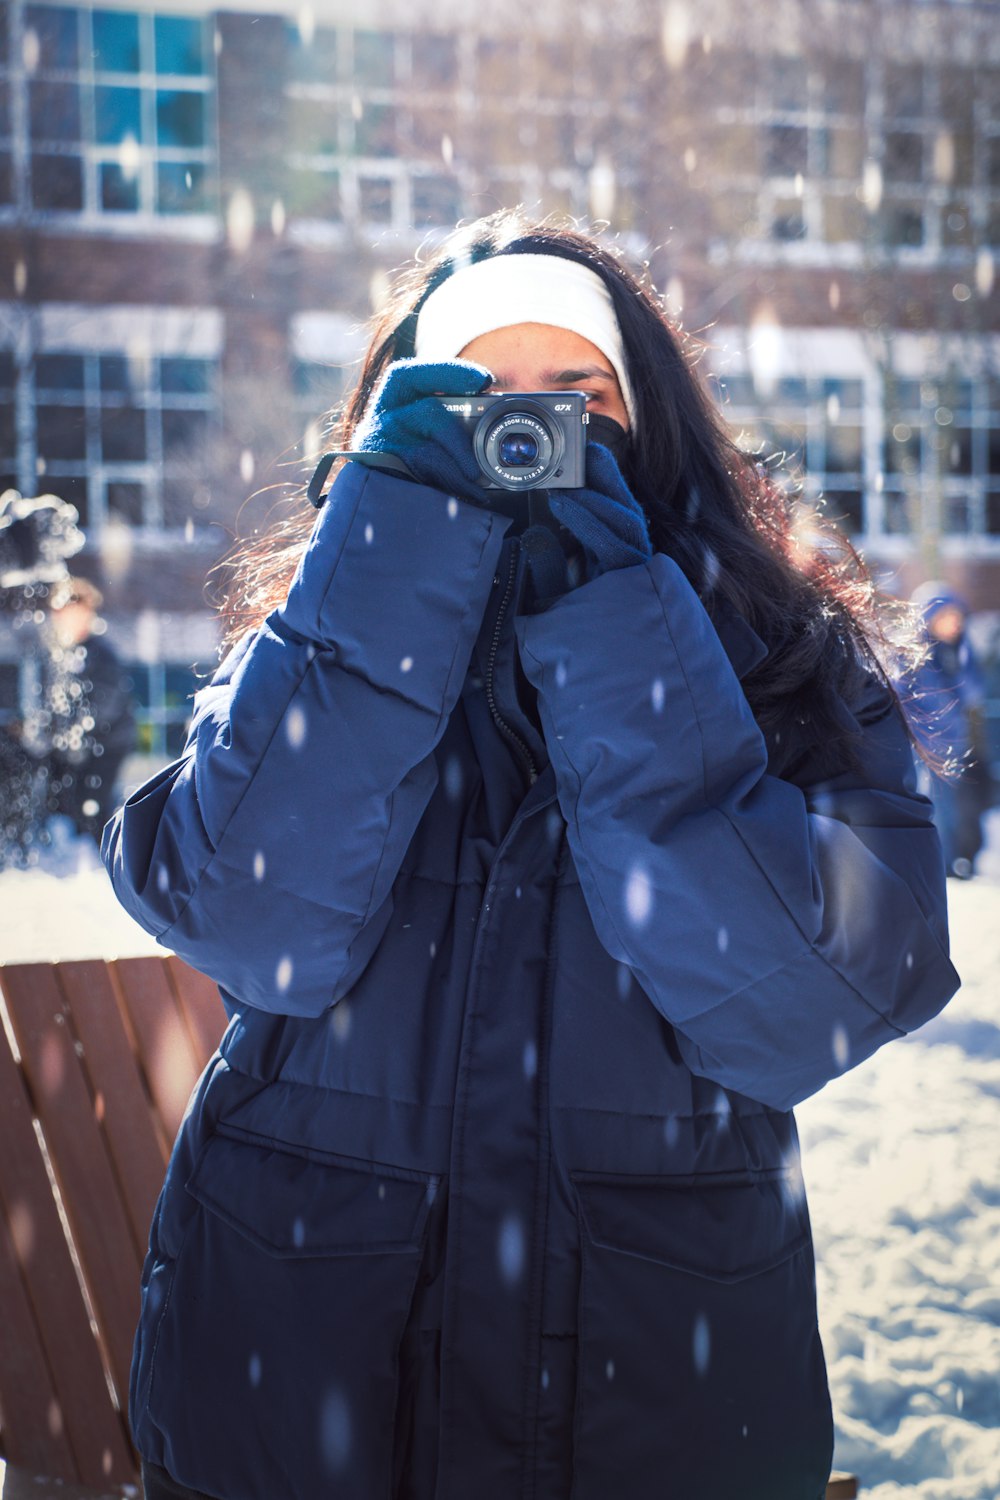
[0,491,87,865]
[103,214,960,1500]
[45,575,137,843]
[909,581,988,878]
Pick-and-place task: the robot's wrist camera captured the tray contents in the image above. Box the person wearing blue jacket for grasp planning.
[104,213,960,1500]
[909,581,988,878]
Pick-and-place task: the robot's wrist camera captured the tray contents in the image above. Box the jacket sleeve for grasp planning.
[102,463,509,1016]
[516,553,961,1111]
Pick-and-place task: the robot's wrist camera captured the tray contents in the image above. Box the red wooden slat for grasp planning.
[826,1476,859,1499]
[56,961,168,1252]
[164,954,226,1071]
[0,964,141,1420]
[0,1458,131,1498]
[0,975,134,1485]
[0,1199,76,1481]
[111,957,202,1143]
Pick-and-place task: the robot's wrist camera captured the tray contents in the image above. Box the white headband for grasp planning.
[414,253,636,428]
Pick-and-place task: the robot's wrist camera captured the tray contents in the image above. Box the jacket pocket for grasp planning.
[570,1171,833,1500]
[145,1127,440,1500]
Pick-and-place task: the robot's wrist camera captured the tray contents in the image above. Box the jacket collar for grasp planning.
[710,596,769,681]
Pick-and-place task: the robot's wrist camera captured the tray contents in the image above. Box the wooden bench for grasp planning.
[0,956,860,1498]
[0,956,222,1494]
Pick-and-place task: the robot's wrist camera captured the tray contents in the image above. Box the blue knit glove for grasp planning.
[546,443,652,580]
[354,359,493,506]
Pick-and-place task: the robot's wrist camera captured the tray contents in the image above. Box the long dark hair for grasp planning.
[219,210,920,774]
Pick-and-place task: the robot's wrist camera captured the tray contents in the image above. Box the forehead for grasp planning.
[458,322,615,373]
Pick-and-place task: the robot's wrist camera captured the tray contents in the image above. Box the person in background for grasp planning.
[910,581,988,879]
[44,575,136,845]
[0,489,86,867]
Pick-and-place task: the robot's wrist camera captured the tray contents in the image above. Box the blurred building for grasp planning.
[0,0,998,763]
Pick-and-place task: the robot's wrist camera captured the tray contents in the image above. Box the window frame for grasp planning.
[5,0,217,224]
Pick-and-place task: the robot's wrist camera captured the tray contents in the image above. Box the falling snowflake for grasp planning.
[498,1214,526,1286]
[624,865,653,929]
[692,1313,711,1377]
[832,1024,850,1071]
[319,1389,352,1474]
[286,705,307,750]
[443,755,464,801]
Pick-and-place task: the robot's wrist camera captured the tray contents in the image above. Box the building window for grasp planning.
[701,53,858,250]
[291,357,349,462]
[411,32,458,89]
[411,172,461,228]
[884,373,1000,538]
[22,346,219,531]
[288,309,367,469]
[713,374,865,534]
[284,22,608,233]
[15,3,215,218]
[883,130,924,184]
[129,658,211,757]
[762,124,809,179]
[883,202,925,248]
[286,23,406,229]
[716,358,1000,544]
[702,50,998,259]
[0,350,19,494]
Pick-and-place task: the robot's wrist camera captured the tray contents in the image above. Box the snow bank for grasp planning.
[798,875,1000,1497]
[0,857,161,962]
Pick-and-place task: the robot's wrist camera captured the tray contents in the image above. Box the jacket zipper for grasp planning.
[486,544,538,786]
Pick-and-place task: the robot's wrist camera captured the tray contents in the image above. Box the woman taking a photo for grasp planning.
[105,212,958,1500]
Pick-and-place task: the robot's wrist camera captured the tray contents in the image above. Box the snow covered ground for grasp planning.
[797,820,1000,1499]
[1,818,998,1496]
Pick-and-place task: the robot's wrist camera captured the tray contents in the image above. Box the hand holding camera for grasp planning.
[329,357,651,581]
[546,441,652,579]
[352,358,495,508]
[351,357,597,498]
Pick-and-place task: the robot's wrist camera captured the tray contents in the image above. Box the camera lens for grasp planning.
[497,431,539,467]
[473,397,566,490]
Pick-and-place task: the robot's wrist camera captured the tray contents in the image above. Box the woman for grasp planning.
[909,581,988,878]
[42,575,137,844]
[104,213,959,1500]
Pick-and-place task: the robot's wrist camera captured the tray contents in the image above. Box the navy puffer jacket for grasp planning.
[104,462,959,1500]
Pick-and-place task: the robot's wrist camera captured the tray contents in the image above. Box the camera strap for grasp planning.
[307,450,416,508]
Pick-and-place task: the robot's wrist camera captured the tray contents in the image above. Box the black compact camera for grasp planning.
[433,391,589,491]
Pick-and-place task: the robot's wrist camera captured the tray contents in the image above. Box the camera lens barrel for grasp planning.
[475,399,566,490]
[433,390,588,490]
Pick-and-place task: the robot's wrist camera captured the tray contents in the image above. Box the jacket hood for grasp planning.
[910,579,969,623]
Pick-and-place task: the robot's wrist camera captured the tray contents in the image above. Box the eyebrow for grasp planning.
[490,365,616,388]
